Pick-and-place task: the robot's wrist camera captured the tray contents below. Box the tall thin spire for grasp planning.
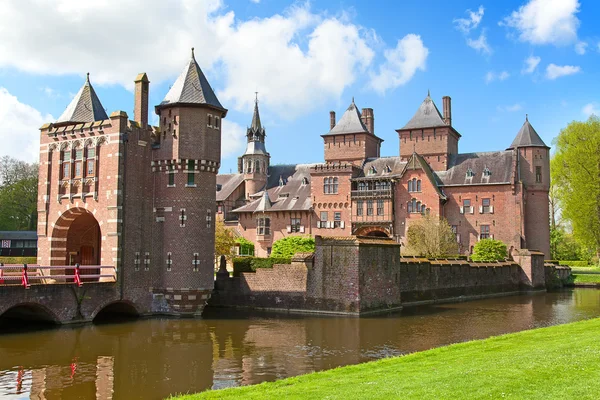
[250,93,263,132]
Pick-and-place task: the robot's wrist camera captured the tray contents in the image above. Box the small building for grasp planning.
[0,231,37,257]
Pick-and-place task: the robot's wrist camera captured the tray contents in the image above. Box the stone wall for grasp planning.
[210,235,559,316]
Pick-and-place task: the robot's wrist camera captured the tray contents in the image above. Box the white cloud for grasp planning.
[369,34,428,94]
[250,0,260,3]
[485,71,510,84]
[466,30,492,55]
[582,103,599,117]
[221,119,246,160]
[0,1,405,120]
[522,55,541,74]
[498,103,523,112]
[453,6,484,34]
[501,0,580,45]
[0,87,53,162]
[546,64,581,80]
[575,41,587,55]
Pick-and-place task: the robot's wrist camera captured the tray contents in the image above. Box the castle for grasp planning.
[217,93,550,259]
[36,50,225,316]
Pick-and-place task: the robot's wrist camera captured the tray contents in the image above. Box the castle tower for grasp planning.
[508,116,550,258]
[322,99,383,165]
[152,48,227,315]
[239,95,270,199]
[396,92,460,171]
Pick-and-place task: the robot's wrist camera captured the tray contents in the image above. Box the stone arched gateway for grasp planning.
[354,226,391,238]
[49,207,102,268]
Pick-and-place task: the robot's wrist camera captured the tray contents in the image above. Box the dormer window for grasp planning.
[483,167,491,177]
[466,168,475,178]
[302,177,309,185]
[385,165,392,173]
[278,193,289,199]
[279,176,285,187]
[368,166,377,175]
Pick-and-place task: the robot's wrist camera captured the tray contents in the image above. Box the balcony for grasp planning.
[351,189,392,199]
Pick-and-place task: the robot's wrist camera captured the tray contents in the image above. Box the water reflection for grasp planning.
[0,289,599,399]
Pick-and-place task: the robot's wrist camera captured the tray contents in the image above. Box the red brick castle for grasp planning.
[218,93,550,259]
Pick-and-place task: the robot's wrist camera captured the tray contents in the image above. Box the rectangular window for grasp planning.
[258,217,271,235]
[334,212,341,228]
[320,211,328,222]
[87,148,95,158]
[482,198,490,214]
[62,162,70,180]
[75,149,83,160]
[367,200,374,216]
[187,160,195,186]
[377,199,384,215]
[86,160,95,176]
[74,161,82,177]
[480,225,490,240]
[463,199,471,214]
[536,166,542,183]
[291,218,301,233]
[356,200,363,216]
[168,164,175,186]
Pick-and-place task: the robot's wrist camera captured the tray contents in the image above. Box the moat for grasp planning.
[1,289,599,400]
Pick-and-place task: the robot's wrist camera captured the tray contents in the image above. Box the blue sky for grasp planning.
[0,0,598,173]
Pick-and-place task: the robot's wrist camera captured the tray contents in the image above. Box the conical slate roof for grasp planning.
[253,191,272,213]
[250,97,263,133]
[507,116,548,149]
[401,93,446,130]
[159,48,224,110]
[323,99,370,136]
[56,74,108,124]
[244,96,269,156]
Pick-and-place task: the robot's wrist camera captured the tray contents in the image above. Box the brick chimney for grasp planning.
[361,108,374,134]
[330,111,336,130]
[442,96,452,126]
[134,73,149,128]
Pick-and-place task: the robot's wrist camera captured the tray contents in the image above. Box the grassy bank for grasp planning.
[173,317,600,400]
[572,274,600,284]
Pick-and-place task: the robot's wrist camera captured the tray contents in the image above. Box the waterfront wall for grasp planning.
[211,236,565,315]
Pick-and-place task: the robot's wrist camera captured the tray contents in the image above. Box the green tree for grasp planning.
[214,219,236,259]
[552,115,600,260]
[0,157,38,231]
[404,214,457,258]
[236,237,255,256]
[270,236,315,258]
[471,239,507,261]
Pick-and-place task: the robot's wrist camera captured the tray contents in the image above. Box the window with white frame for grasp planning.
[290,218,301,233]
[257,217,271,235]
[334,212,342,228]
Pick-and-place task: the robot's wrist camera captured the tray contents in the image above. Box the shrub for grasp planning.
[471,239,507,262]
[404,214,458,258]
[559,260,589,267]
[232,257,292,277]
[0,256,37,265]
[270,236,315,258]
[236,237,255,256]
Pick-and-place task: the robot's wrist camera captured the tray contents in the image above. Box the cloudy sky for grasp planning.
[0,0,598,173]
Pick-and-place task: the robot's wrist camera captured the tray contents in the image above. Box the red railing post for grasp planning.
[22,264,30,289]
[0,263,4,284]
[74,263,82,287]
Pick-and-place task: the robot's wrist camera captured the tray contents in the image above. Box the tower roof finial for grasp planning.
[191,47,195,59]
[255,91,258,104]
[526,113,528,121]
[427,89,430,97]
[86,72,90,83]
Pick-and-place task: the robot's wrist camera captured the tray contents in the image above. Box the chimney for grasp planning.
[361,108,374,134]
[442,96,452,126]
[329,111,336,130]
[134,73,149,128]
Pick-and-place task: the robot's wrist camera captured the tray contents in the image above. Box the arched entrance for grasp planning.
[354,226,391,238]
[0,303,59,328]
[50,208,101,281]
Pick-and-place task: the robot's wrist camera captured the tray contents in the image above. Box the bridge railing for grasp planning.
[0,264,116,289]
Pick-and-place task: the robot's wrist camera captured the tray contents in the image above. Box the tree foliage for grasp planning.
[215,219,236,259]
[236,237,255,256]
[404,214,457,258]
[471,239,507,262]
[0,156,38,231]
[270,236,315,258]
[552,116,600,259]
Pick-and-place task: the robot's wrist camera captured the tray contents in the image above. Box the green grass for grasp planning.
[572,274,600,284]
[571,266,600,274]
[172,318,600,400]
[0,256,37,265]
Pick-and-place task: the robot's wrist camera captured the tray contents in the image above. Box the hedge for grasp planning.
[232,257,291,277]
[0,256,37,265]
[559,260,590,267]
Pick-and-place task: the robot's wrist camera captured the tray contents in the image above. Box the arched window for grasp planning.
[411,198,417,213]
[407,201,412,213]
[417,180,422,192]
[86,145,96,177]
[416,201,421,212]
[408,180,413,192]
[61,149,71,180]
[421,204,426,214]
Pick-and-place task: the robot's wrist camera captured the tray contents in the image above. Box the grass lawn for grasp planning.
[573,274,600,284]
[172,317,600,400]
[570,266,600,274]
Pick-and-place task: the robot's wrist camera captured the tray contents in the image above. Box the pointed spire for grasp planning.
[56,73,108,124]
[254,190,272,213]
[507,115,549,149]
[250,93,262,132]
[324,98,369,135]
[159,49,225,111]
[400,93,445,130]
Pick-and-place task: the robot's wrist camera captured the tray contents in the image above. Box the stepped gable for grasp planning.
[158,48,225,111]
[436,151,514,186]
[233,164,314,213]
[401,92,446,130]
[56,73,109,124]
[507,116,549,149]
[216,174,244,202]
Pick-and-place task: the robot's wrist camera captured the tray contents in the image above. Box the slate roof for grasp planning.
[323,99,370,136]
[507,117,548,149]
[354,156,407,180]
[400,93,446,130]
[216,174,244,202]
[436,151,514,186]
[232,164,315,213]
[243,99,269,156]
[56,74,109,124]
[159,49,224,111]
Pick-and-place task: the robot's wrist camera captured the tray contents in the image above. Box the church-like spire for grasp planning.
[250,93,263,133]
[507,115,549,149]
[56,73,108,124]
